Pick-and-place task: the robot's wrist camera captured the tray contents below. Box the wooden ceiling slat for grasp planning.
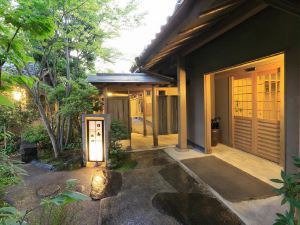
[181,2,267,56]
[143,1,268,70]
[178,22,210,36]
[263,0,300,18]
[198,1,241,19]
[143,1,244,69]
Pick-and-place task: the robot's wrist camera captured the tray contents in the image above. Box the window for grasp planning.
[233,77,252,117]
[257,69,280,121]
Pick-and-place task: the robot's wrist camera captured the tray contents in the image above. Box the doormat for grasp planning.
[181,156,277,202]
[152,193,244,225]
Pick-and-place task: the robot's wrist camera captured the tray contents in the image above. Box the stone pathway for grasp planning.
[6,165,101,225]
[6,150,244,225]
[100,150,243,225]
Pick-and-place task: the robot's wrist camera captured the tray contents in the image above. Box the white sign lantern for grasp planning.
[82,114,110,167]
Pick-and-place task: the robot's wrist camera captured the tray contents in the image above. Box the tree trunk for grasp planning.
[65,116,72,146]
[59,116,65,150]
[63,30,72,149]
[36,99,60,158]
[3,125,7,149]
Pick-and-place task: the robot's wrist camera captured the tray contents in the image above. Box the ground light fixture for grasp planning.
[12,90,22,101]
[90,169,107,200]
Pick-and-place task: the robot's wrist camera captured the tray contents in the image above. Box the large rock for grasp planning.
[20,141,37,163]
[90,169,108,200]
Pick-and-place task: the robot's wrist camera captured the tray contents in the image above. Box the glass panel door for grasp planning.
[232,75,253,153]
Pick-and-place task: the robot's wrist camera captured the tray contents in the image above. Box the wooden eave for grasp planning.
[136,0,300,71]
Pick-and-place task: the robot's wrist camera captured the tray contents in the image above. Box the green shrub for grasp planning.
[110,120,128,149]
[272,157,300,225]
[0,128,18,154]
[109,120,128,169]
[22,125,50,146]
[0,150,27,200]
[0,179,90,225]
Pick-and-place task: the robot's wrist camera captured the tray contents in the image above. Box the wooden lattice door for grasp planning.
[233,75,254,153]
[232,67,283,164]
[255,68,281,163]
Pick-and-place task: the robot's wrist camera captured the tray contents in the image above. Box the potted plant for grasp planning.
[211,117,221,147]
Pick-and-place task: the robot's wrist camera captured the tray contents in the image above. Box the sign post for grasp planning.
[82,114,111,167]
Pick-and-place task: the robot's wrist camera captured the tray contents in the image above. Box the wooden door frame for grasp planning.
[204,53,285,167]
[204,74,214,153]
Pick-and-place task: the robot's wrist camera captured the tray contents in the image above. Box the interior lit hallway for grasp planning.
[121,133,178,150]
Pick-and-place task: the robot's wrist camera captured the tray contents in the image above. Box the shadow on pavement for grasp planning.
[152,193,244,225]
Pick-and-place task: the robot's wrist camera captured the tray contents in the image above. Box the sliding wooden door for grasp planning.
[256,68,281,163]
[232,66,283,164]
[233,75,254,153]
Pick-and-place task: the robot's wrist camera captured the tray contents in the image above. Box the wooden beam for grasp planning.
[182,2,268,56]
[177,58,188,150]
[198,1,241,19]
[263,0,300,18]
[152,85,159,147]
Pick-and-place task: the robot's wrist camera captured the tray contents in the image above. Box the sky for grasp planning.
[95,0,178,73]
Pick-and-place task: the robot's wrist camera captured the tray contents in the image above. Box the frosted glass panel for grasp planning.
[88,120,104,161]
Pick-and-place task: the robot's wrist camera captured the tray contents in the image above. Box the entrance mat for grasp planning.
[181,156,277,202]
[152,193,244,225]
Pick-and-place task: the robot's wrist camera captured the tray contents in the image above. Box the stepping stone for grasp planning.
[37,184,61,197]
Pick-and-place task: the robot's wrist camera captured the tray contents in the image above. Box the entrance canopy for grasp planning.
[87,72,178,150]
[87,72,175,86]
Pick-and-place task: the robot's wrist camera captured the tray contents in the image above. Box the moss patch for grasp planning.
[115,159,137,173]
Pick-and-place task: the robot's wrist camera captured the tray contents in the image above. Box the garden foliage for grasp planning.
[0,150,27,199]
[0,179,90,225]
[272,157,300,225]
[109,120,128,169]
[22,125,50,146]
[0,0,143,159]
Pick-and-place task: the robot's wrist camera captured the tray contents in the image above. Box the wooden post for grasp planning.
[103,88,108,114]
[152,85,158,147]
[128,89,132,150]
[177,58,188,149]
[143,90,147,136]
[167,95,172,134]
[204,75,212,153]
